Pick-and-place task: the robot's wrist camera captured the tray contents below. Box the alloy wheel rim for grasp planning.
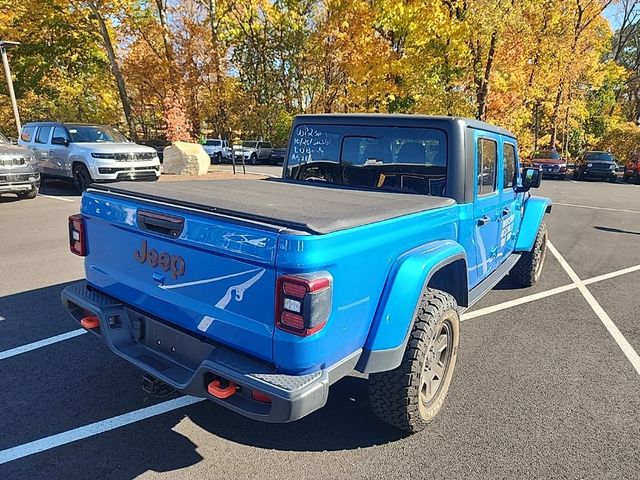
[535,234,547,280]
[420,320,453,406]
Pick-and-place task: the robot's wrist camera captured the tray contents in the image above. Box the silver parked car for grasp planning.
[0,130,40,200]
[232,141,272,165]
[18,122,160,191]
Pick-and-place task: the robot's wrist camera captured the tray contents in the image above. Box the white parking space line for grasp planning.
[0,396,204,465]
[554,202,640,214]
[0,329,87,361]
[547,242,640,376]
[37,194,76,203]
[461,283,577,321]
[583,264,640,286]
[570,180,579,184]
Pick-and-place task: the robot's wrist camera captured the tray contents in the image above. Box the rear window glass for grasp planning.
[20,126,36,142]
[286,125,447,196]
[205,140,221,146]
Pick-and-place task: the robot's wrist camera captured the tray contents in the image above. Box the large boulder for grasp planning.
[162,142,210,175]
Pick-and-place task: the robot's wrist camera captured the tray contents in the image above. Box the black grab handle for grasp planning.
[137,210,185,238]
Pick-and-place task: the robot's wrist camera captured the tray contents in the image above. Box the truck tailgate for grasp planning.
[81,189,279,363]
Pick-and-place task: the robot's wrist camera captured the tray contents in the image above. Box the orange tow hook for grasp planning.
[207,380,237,399]
[80,315,100,329]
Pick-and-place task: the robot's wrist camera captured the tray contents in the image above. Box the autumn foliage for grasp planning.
[0,0,639,156]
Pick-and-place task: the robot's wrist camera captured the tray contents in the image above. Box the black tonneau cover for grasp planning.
[90,179,455,235]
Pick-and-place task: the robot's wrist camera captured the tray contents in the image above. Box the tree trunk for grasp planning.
[549,83,563,149]
[155,0,177,81]
[476,30,497,120]
[89,2,136,140]
[206,0,228,137]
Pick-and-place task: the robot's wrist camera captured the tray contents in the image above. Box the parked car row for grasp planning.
[526,149,621,183]
[202,138,286,166]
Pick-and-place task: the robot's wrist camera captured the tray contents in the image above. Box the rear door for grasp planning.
[49,126,72,178]
[32,125,53,173]
[497,139,522,261]
[472,132,502,284]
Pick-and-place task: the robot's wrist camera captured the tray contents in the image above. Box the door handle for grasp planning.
[477,216,490,226]
[502,208,510,217]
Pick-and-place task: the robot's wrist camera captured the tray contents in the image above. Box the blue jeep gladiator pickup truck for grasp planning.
[62,114,550,432]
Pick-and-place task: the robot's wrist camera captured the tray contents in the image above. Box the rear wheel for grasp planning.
[369,288,460,433]
[510,223,548,287]
[73,164,92,192]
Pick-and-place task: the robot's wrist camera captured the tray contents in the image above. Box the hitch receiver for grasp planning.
[140,375,175,398]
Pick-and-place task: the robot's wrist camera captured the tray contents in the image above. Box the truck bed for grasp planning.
[90,179,455,234]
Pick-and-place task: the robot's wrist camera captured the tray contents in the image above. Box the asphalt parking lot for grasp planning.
[1,174,639,479]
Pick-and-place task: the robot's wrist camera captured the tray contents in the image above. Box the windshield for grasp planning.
[533,150,560,160]
[242,141,257,148]
[205,140,221,146]
[0,131,8,143]
[67,126,129,143]
[585,152,613,161]
[285,124,447,196]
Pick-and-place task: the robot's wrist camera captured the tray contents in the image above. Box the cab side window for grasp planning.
[35,126,52,144]
[52,126,69,143]
[503,143,517,189]
[477,138,497,195]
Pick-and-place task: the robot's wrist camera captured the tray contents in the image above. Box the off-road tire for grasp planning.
[73,164,92,192]
[510,222,548,287]
[369,288,460,433]
[17,188,38,199]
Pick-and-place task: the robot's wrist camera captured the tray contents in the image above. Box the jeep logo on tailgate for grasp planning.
[135,240,185,279]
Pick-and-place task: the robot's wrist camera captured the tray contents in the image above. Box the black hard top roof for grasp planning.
[294,113,516,139]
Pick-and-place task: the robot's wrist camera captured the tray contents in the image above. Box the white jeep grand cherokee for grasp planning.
[18,122,160,191]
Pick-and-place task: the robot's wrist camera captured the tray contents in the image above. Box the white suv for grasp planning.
[18,122,161,191]
[202,138,231,163]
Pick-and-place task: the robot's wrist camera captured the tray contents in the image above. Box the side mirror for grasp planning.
[51,136,69,146]
[515,167,542,193]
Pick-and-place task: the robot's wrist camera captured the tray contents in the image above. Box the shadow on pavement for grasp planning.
[594,225,640,236]
[185,375,407,452]
[40,179,80,196]
[0,195,22,203]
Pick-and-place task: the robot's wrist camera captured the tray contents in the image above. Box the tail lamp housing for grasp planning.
[68,214,87,256]
[275,272,332,336]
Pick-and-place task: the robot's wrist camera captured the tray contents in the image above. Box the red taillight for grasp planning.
[275,272,332,336]
[68,214,86,256]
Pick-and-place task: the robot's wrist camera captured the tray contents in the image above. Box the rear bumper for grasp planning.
[61,281,359,423]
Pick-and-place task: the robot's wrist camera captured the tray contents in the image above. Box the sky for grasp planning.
[604,3,624,30]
